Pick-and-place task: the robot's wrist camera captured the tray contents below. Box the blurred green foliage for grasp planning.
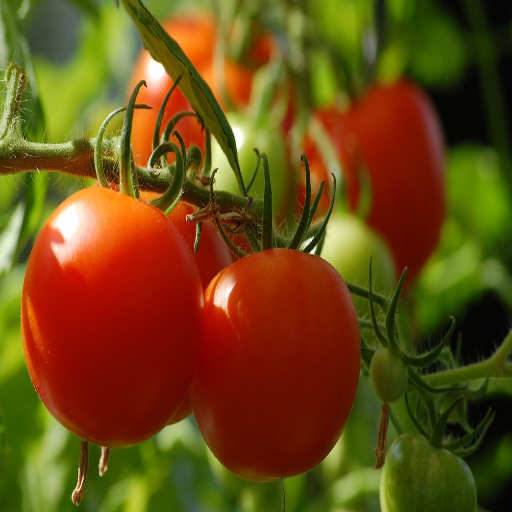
[1,0,512,510]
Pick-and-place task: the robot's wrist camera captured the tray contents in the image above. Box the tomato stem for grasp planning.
[71,440,89,506]
[0,63,26,139]
[261,152,274,250]
[374,402,390,469]
[119,80,146,198]
[99,447,110,477]
[425,327,512,387]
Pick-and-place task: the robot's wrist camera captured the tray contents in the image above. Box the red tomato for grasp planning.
[164,200,233,425]
[128,12,269,165]
[191,249,361,481]
[139,192,233,290]
[21,187,204,447]
[331,79,446,285]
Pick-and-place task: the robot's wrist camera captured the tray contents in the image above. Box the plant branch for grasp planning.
[425,328,512,387]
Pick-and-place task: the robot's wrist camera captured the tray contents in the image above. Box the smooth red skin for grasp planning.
[167,201,233,289]
[329,79,446,284]
[191,249,361,481]
[21,187,204,447]
[129,13,263,165]
[164,200,233,424]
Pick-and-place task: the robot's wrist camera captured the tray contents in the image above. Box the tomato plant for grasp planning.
[191,248,361,481]
[163,199,233,424]
[139,192,233,290]
[322,79,446,285]
[211,112,292,217]
[21,187,204,447]
[128,12,271,165]
[319,212,396,317]
[380,433,477,512]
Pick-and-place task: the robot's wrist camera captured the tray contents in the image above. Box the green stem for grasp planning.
[425,328,512,387]
[0,131,264,218]
[0,135,118,177]
[0,62,27,139]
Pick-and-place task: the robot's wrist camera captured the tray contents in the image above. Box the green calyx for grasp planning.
[405,392,495,458]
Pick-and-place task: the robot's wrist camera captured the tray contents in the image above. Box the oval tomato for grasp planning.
[380,433,477,512]
[128,12,270,165]
[191,248,361,481]
[21,187,204,447]
[321,80,446,286]
[319,212,396,317]
[211,112,292,218]
[369,347,408,404]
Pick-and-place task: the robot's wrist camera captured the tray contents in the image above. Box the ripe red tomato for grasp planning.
[128,12,270,165]
[139,192,233,290]
[21,187,204,447]
[191,248,361,481]
[163,199,233,425]
[331,79,446,285]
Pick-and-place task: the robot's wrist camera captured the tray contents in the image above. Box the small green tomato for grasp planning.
[370,346,408,404]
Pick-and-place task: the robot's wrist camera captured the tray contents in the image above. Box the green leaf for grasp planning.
[120,0,243,194]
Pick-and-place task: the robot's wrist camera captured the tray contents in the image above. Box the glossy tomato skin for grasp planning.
[21,187,204,447]
[165,200,233,424]
[138,192,233,290]
[191,249,361,481]
[380,433,477,512]
[129,13,265,165]
[327,79,446,285]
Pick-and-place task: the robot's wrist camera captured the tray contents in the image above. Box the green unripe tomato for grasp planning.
[320,213,396,317]
[211,112,290,215]
[370,346,408,403]
[380,433,477,512]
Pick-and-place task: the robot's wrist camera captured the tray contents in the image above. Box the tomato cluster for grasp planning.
[20,5,453,504]
[21,192,361,481]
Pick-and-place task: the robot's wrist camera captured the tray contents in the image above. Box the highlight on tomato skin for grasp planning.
[20,187,205,448]
[191,248,361,482]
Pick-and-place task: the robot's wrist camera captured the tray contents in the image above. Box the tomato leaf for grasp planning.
[119,0,244,193]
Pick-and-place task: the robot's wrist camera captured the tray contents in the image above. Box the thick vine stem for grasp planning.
[0,129,265,217]
[425,328,512,387]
